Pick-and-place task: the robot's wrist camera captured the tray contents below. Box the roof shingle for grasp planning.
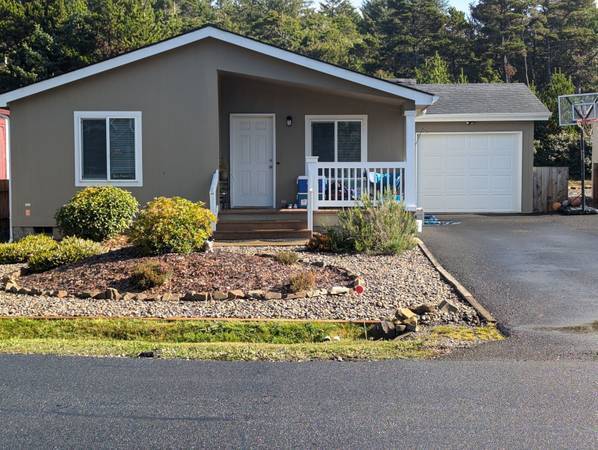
[418,83,550,115]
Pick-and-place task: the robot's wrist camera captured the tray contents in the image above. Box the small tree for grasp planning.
[540,69,575,134]
[479,59,502,83]
[457,68,469,83]
[415,52,451,84]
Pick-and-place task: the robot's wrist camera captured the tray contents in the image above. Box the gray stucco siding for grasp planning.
[415,121,535,213]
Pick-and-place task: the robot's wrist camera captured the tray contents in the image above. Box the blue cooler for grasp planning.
[296,176,326,208]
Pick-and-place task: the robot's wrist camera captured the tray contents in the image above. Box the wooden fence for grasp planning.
[533,167,569,213]
[0,180,8,241]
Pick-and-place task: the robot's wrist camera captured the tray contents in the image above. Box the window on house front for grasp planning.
[307,116,367,162]
[74,112,142,186]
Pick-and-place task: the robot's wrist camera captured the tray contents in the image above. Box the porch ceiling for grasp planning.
[218,71,415,108]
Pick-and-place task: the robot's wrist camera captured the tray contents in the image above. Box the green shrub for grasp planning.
[331,193,417,255]
[288,271,316,293]
[131,261,172,290]
[0,234,58,264]
[129,197,216,255]
[56,186,139,242]
[273,250,299,265]
[28,237,104,272]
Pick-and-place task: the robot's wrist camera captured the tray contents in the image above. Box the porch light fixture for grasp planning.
[286,116,293,127]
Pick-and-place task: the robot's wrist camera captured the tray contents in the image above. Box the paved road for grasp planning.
[1,215,597,448]
[423,214,598,360]
[0,355,596,449]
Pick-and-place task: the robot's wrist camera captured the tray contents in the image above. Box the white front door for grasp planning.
[417,132,522,213]
[230,115,275,208]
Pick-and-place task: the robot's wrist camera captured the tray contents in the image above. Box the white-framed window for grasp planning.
[305,115,367,162]
[74,111,142,186]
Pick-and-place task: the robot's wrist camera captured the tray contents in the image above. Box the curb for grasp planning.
[417,239,496,324]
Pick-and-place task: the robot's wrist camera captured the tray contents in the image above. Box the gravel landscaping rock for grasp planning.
[0,247,481,323]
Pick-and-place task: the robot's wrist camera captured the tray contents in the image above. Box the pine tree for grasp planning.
[479,59,503,83]
[415,52,452,83]
[471,0,532,82]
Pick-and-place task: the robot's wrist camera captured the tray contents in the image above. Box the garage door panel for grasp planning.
[469,176,490,192]
[469,155,490,170]
[418,133,521,213]
[443,175,466,192]
[422,177,443,192]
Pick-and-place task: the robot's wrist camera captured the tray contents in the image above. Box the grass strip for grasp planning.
[0,318,364,344]
[0,318,503,361]
[0,338,434,361]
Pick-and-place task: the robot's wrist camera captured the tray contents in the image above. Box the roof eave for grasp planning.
[0,26,436,107]
[416,112,551,122]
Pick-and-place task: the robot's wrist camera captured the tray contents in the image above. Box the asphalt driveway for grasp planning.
[423,214,598,360]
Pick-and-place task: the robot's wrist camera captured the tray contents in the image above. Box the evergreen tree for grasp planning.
[415,52,452,83]
[471,0,532,82]
[479,59,503,83]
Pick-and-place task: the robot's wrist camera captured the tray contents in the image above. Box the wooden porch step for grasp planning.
[216,220,307,231]
[213,229,312,241]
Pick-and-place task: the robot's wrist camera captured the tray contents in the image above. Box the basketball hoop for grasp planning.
[576,117,597,140]
[558,93,598,214]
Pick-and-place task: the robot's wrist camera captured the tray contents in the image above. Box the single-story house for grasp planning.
[0,25,550,240]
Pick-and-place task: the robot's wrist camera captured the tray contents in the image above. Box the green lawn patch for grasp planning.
[0,319,503,361]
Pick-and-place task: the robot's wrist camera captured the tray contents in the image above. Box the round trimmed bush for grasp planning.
[27,237,104,272]
[55,186,139,242]
[0,234,58,264]
[129,197,216,255]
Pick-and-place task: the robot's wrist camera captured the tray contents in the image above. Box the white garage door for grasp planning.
[417,132,522,213]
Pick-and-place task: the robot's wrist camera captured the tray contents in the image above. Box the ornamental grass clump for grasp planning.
[288,271,317,293]
[331,193,417,255]
[131,261,172,290]
[56,186,139,242]
[27,237,104,272]
[273,250,299,265]
[0,234,58,264]
[129,197,216,255]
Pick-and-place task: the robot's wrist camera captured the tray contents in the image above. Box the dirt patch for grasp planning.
[19,248,352,295]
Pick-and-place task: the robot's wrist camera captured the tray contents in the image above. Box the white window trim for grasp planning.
[74,111,143,187]
[305,115,368,162]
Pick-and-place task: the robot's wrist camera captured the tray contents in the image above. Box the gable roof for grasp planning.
[416,83,551,121]
[0,25,437,108]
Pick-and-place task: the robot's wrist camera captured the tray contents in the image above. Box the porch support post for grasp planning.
[404,110,417,211]
[305,156,319,232]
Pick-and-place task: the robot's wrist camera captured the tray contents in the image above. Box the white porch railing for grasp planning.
[305,158,407,231]
[209,169,219,230]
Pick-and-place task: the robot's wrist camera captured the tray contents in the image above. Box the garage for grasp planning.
[417,132,522,213]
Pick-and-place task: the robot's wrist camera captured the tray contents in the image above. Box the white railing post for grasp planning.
[305,156,319,232]
[209,169,219,230]
[404,110,417,211]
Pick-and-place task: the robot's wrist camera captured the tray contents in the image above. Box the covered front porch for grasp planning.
[210,72,422,238]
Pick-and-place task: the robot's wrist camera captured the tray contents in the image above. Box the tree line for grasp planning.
[0,0,596,174]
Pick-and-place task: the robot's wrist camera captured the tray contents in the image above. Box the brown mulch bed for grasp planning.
[19,248,352,295]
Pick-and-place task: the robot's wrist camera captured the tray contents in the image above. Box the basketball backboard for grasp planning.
[558,93,598,126]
